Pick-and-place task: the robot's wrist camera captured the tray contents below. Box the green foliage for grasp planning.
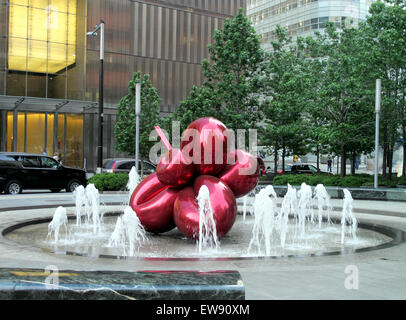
[88,173,129,191]
[273,173,404,188]
[114,71,161,158]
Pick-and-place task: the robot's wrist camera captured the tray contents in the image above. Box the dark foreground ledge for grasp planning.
[0,269,244,300]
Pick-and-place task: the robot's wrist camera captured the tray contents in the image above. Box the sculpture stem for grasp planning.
[154,126,172,151]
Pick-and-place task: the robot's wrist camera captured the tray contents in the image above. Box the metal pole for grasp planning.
[135,83,141,174]
[97,20,105,173]
[374,79,381,189]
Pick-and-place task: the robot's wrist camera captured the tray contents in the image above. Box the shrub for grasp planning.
[88,173,129,191]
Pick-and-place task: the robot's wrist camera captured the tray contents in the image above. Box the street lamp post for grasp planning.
[87,20,105,173]
[374,79,381,189]
[135,83,141,174]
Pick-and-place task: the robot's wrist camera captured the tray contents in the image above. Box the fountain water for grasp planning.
[73,185,86,226]
[314,184,332,228]
[196,185,219,253]
[47,206,68,243]
[278,184,297,248]
[108,206,147,256]
[341,189,358,244]
[127,166,140,203]
[248,185,278,256]
[296,183,314,237]
[85,184,102,234]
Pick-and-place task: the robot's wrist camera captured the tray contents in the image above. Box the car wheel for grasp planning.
[5,180,23,195]
[66,179,81,193]
[50,189,62,193]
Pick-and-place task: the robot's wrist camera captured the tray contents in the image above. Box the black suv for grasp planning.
[0,152,87,194]
[290,163,329,175]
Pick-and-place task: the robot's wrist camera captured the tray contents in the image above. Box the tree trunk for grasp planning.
[351,153,355,175]
[316,145,320,171]
[274,142,278,175]
[340,144,346,177]
[382,125,388,177]
[403,138,406,177]
[388,143,394,181]
[282,146,286,173]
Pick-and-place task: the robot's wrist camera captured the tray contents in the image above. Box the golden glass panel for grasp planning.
[57,113,65,161]
[30,0,50,10]
[46,113,54,155]
[26,113,46,154]
[28,7,47,41]
[48,11,68,44]
[8,4,28,39]
[17,112,25,152]
[8,0,77,73]
[6,112,13,152]
[8,37,28,71]
[65,114,83,168]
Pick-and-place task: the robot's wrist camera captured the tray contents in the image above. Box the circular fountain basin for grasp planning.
[3,214,399,260]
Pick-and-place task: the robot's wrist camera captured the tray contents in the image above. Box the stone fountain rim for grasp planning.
[2,211,406,262]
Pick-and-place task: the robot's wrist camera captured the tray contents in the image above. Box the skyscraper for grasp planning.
[247,0,375,50]
[0,0,245,171]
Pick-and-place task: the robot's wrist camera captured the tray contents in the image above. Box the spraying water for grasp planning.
[296,183,313,237]
[278,184,297,248]
[196,185,219,253]
[47,206,68,243]
[85,184,102,234]
[314,184,333,228]
[341,189,358,244]
[108,206,147,256]
[73,185,86,226]
[248,185,278,256]
[127,166,140,203]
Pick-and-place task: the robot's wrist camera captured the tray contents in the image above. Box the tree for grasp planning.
[363,0,406,177]
[261,26,309,174]
[303,23,375,177]
[114,71,161,161]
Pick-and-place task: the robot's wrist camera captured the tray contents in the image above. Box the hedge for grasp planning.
[273,174,406,188]
[88,173,129,191]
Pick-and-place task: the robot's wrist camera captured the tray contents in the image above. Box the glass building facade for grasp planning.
[247,0,375,51]
[0,0,245,171]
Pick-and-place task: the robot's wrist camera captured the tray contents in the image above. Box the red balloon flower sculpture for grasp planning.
[129,117,259,239]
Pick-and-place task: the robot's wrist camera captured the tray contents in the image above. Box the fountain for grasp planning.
[314,184,332,227]
[248,185,277,256]
[108,206,147,256]
[3,118,395,261]
[341,189,358,244]
[47,206,68,243]
[196,185,219,253]
[126,166,140,203]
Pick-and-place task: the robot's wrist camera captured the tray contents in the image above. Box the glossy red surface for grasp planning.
[173,175,237,239]
[129,173,178,233]
[156,148,195,188]
[219,149,259,198]
[180,117,229,176]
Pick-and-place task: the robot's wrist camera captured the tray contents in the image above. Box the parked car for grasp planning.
[290,163,329,175]
[0,152,87,194]
[257,157,266,176]
[266,165,292,180]
[102,158,156,175]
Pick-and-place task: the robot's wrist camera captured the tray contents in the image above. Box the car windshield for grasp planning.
[309,165,318,173]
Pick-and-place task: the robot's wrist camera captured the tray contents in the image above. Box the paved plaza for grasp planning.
[0,191,405,299]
